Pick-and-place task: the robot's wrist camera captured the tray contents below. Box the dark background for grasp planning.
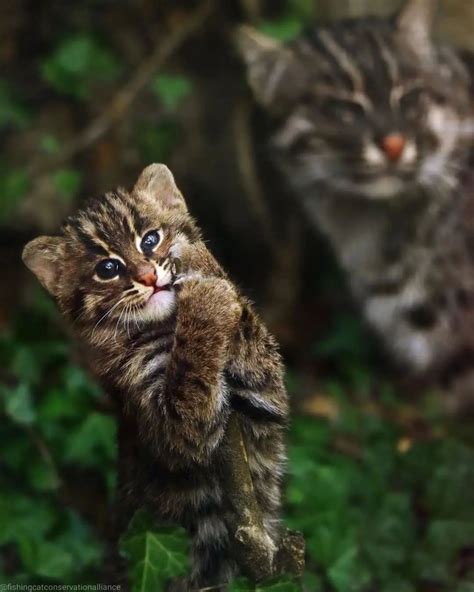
[1,1,474,590]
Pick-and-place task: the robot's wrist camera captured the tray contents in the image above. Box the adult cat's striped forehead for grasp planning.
[295,19,469,117]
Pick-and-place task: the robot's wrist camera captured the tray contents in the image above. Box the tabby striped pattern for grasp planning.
[23,164,289,589]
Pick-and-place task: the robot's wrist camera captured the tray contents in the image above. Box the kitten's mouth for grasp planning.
[143,284,172,307]
[152,284,171,294]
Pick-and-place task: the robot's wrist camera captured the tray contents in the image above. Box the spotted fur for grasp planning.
[22,164,288,589]
[238,0,474,407]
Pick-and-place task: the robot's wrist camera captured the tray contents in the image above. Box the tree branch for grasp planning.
[26,0,215,180]
[222,414,305,582]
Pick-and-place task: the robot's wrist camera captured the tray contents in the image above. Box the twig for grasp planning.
[26,0,215,180]
[239,0,263,23]
[25,424,62,487]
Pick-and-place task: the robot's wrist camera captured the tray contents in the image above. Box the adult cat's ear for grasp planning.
[235,25,308,111]
[396,0,438,63]
[133,163,186,211]
[22,236,64,296]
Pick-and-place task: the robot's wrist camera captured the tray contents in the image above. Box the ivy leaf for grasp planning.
[3,383,36,425]
[0,167,30,218]
[55,511,103,573]
[27,459,60,492]
[259,19,303,42]
[288,0,314,20]
[121,511,190,592]
[0,494,56,546]
[63,412,116,467]
[42,35,120,98]
[38,387,84,422]
[52,168,81,199]
[40,134,61,155]
[0,81,30,128]
[11,345,41,383]
[34,541,74,580]
[229,576,301,591]
[138,121,180,162]
[328,546,371,592]
[151,75,192,111]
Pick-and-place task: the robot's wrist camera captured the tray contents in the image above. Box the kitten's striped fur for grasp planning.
[23,164,288,589]
[238,0,474,408]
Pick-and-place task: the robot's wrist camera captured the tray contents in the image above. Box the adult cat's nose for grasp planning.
[136,265,157,287]
[382,134,406,162]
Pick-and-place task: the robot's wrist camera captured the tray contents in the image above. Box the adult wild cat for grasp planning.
[22,164,288,589]
[238,0,474,401]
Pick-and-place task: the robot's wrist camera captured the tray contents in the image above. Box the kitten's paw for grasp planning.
[167,256,182,283]
[178,278,242,330]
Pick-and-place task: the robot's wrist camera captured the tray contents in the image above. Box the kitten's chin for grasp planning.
[141,289,176,322]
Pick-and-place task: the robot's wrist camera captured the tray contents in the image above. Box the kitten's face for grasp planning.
[23,165,200,344]
[238,0,473,201]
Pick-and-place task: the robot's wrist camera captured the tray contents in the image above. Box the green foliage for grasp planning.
[1,170,472,592]
[120,511,190,592]
[0,166,30,220]
[0,293,114,583]
[1,2,473,589]
[259,0,314,41]
[41,35,120,98]
[138,121,181,163]
[230,576,302,591]
[259,19,303,42]
[52,168,82,199]
[0,81,30,129]
[287,409,474,591]
[151,74,193,111]
[0,494,101,582]
[40,135,61,155]
[2,234,473,591]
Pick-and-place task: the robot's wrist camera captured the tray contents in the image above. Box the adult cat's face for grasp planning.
[23,165,200,341]
[238,0,473,201]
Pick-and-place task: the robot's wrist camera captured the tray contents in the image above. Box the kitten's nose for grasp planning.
[382,134,406,162]
[136,266,157,287]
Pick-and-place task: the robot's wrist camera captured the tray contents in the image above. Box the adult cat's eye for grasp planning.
[400,88,425,117]
[95,258,124,280]
[141,229,161,254]
[321,99,365,124]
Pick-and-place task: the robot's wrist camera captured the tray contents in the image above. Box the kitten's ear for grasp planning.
[396,0,438,63]
[235,25,308,111]
[22,236,64,296]
[133,163,186,211]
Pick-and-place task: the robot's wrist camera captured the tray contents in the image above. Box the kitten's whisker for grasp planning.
[113,304,128,343]
[125,304,132,339]
[91,296,128,339]
[132,304,142,332]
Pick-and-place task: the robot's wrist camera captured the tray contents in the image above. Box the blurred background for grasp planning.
[1,1,474,590]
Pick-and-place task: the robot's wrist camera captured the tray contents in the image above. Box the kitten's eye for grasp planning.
[321,99,365,124]
[141,230,161,254]
[95,258,124,280]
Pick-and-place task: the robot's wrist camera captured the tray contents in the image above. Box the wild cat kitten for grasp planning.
[238,0,474,403]
[22,164,288,589]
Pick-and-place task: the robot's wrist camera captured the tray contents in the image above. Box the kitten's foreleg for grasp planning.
[160,277,242,465]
